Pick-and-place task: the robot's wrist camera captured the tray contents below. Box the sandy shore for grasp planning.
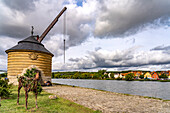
[43,85,170,113]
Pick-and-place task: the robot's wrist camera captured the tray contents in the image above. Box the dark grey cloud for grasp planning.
[151,45,170,54]
[1,0,170,71]
[2,0,38,12]
[0,24,30,38]
[151,45,170,51]
[95,0,170,38]
[69,58,81,62]
[0,0,93,48]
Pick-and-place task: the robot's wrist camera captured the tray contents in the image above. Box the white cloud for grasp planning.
[52,46,170,71]
[0,0,170,71]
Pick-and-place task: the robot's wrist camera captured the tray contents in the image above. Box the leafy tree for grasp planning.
[54,74,61,78]
[139,74,144,79]
[81,73,92,79]
[125,73,134,81]
[159,73,168,79]
[93,73,99,79]
[110,73,115,79]
[73,72,80,79]
[52,72,55,78]
[98,70,106,75]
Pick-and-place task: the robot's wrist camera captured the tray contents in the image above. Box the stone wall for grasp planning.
[7,51,52,85]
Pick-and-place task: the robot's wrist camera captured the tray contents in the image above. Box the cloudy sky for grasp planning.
[0,0,170,71]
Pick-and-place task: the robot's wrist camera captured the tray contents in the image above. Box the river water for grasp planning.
[52,79,170,100]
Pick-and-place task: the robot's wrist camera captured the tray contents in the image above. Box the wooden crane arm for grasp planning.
[38,7,67,42]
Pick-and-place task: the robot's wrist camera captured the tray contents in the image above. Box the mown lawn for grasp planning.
[0,86,101,113]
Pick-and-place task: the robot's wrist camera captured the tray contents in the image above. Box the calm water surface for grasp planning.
[52,79,170,100]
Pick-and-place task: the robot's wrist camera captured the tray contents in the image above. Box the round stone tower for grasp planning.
[5,36,53,85]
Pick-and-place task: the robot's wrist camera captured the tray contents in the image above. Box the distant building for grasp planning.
[151,72,159,80]
[133,71,142,79]
[114,73,120,79]
[144,72,152,79]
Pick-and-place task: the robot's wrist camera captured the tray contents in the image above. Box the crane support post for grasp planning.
[38,7,67,42]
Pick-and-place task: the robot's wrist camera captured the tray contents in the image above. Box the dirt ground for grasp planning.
[43,85,170,113]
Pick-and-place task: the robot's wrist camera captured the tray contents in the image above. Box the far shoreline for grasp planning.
[52,78,170,82]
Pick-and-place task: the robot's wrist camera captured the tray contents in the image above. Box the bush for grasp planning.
[110,73,115,79]
[0,73,7,77]
[52,72,55,78]
[18,68,43,94]
[36,83,43,94]
[139,75,144,79]
[0,77,12,98]
[159,73,168,79]
[125,73,134,81]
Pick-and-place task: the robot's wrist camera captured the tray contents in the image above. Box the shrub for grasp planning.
[36,82,43,94]
[125,73,134,81]
[0,73,7,77]
[18,68,43,94]
[159,73,168,79]
[110,73,115,79]
[139,75,144,79]
[0,77,12,98]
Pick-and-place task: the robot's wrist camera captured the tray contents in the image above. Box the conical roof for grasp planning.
[5,36,54,56]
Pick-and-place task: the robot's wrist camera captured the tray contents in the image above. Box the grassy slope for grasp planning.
[0,86,101,113]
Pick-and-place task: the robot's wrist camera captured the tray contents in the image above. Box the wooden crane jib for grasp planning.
[38,7,67,43]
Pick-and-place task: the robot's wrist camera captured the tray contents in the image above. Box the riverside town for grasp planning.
[52,70,170,81]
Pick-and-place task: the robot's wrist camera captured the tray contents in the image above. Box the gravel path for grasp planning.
[43,85,170,113]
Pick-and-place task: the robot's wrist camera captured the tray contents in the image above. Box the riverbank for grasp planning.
[43,85,170,113]
[0,86,99,113]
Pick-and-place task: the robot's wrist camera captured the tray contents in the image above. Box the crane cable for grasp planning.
[63,12,66,64]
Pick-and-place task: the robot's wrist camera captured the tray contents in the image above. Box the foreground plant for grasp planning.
[17,66,43,109]
[0,76,12,98]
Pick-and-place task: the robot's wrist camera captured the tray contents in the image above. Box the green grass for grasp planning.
[0,86,101,113]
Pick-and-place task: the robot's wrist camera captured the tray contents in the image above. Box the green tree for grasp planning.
[159,73,168,79]
[73,72,80,79]
[98,70,106,75]
[93,73,99,79]
[125,73,134,81]
[139,74,144,79]
[110,73,115,79]
[54,74,61,78]
[52,72,55,78]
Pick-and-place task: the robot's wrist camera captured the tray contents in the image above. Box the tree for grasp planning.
[125,73,134,81]
[98,70,106,75]
[98,70,106,79]
[73,72,80,79]
[52,72,55,78]
[159,73,168,79]
[54,74,61,78]
[139,74,144,79]
[93,73,99,79]
[110,73,115,79]
[81,73,91,79]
